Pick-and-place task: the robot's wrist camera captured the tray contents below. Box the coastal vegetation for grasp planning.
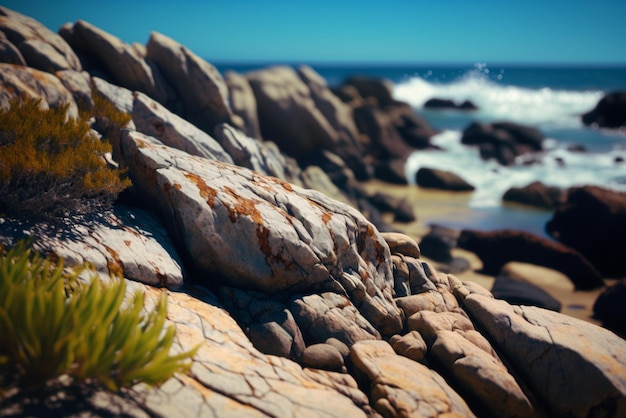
[0,240,198,393]
[0,96,130,220]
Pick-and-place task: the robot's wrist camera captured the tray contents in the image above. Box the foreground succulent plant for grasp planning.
[0,240,198,393]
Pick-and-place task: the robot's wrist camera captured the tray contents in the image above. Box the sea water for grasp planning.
[217,62,626,234]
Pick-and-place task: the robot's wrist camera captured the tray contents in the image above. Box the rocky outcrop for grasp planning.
[63,21,175,106]
[213,123,303,185]
[546,185,626,277]
[136,283,374,418]
[0,6,81,72]
[343,76,395,106]
[55,69,93,109]
[119,130,403,336]
[461,121,544,165]
[0,63,77,116]
[350,340,476,417]
[297,65,369,179]
[457,229,604,290]
[582,91,626,129]
[502,181,563,209]
[145,31,231,132]
[3,8,626,418]
[132,91,233,163]
[246,66,338,159]
[0,32,25,65]
[464,294,626,418]
[416,167,475,191]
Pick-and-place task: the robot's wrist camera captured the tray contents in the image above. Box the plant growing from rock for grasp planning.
[0,240,198,393]
[0,97,131,220]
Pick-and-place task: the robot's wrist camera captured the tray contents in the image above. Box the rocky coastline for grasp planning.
[1,6,626,417]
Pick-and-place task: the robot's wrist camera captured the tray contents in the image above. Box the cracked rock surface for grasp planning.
[119,130,403,336]
[464,294,626,418]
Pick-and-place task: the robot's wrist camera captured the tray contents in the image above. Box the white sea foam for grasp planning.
[406,130,626,208]
[394,70,604,129]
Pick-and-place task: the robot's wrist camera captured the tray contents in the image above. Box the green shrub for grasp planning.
[0,97,131,220]
[0,241,198,392]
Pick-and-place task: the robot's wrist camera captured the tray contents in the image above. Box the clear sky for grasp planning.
[3,0,626,65]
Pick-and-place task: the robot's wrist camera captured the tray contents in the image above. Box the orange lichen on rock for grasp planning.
[184,172,218,208]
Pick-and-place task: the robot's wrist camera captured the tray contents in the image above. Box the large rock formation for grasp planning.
[0,6,81,72]
[118,130,403,336]
[63,20,175,106]
[246,66,338,159]
[2,7,626,418]
[146,31,232,132]
[0,63,77,116]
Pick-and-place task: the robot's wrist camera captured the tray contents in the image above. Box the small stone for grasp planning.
[301,343,345,372]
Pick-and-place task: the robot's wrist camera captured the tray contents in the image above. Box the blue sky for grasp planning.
[4,0,626,64]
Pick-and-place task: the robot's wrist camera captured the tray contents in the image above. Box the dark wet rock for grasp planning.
[461,121,544,165]
[373,159,408,184]
[458,229,604,290]
[582,91,626,129]
[593,278,626,338]
[368,192,416,223]
[419,225,460,263]
[491,275,562,312]
[416,167,475,191]
[330,84,362,105]
[502,181,563,209]
[546,185,626,278]
[459,100,479,110]
[424,98,478,111]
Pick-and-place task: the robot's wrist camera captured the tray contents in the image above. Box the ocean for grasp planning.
[216,62,626,236]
